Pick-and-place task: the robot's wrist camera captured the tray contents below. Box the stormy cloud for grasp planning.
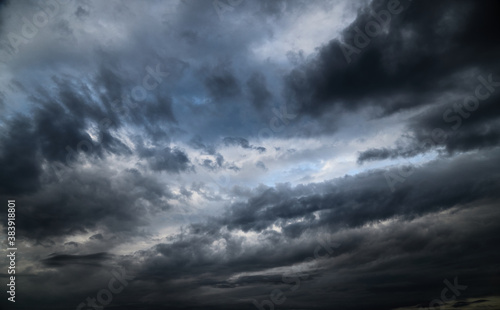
[0,1,499,310]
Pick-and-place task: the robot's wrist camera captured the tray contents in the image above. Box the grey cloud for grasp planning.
[1,167,173,242]
[256,160,267,170]
[0,1,499,309]
[358,84,500,163]
[89,233,104,241]
[217,149,500,237]
[284,0,500,120]
[0,115,41,195]
[246,72,272,112]
[41,252,112,267]
[204,64,241,100]
[139,145,191,173]
[223,136,266,153]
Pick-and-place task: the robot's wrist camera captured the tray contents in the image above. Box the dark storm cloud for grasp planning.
[32,71,137,161]
[0,72,138,195]
[94,148,498,307]
[4,167,173,242]
[41,252,112,267]
[189,135,217,154]
[114,148,492,273]
[223,136,250,148]
[189,135,232,171]
[9,200,500,310]
[121,225,330,307]
[0,115,41,195]
[284,0,500,119]
[200,152,225,171]
[0,54,189,197]
[201,158,216,171]
[223,136,266,153]
[204,64,241,100]
[75,5,89,18]
[357,147,394,163]
[143,96,177,125]
[358,77,500,163]
[408,82,500,154]
[93,62,181,143]
[1,0,499,310]
[256,0,289,18]
[65,241,79,247]
[34,101,91,162]
[89,233,104,241]
[97,149,499,310]
[246,72,272,112]
[214,149,500,237]
[96,164,500,310]
[136,142,191,173]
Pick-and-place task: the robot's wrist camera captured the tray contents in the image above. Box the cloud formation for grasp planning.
[0,0,499,309]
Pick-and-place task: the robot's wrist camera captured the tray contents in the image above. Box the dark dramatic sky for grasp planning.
[1,0,500,309]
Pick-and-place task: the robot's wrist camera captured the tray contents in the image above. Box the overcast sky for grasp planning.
[1,0,500,309]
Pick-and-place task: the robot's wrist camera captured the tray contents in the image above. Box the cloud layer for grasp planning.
[0,0,499,309]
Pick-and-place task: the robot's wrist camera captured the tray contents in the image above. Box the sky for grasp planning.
[0,0,499,309]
